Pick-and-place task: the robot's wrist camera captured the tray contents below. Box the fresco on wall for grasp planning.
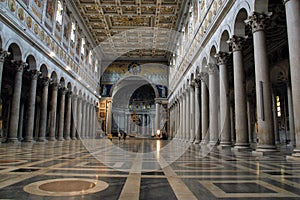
[46,0,55,22]
[101,61,168,98]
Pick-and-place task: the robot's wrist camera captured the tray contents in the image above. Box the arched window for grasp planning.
[70,22,76,42]
[95,59,98,72]
[81,38,85,55]
[56,0,63,25]
[89,50,93,65]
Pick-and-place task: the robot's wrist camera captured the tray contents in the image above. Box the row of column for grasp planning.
[0,59,97,143]
[170,5,300,155]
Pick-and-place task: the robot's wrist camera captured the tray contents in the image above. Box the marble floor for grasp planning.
[0,138,300,200]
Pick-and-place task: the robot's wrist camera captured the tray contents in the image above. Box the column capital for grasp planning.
[227,35,247,52]
[67,91,73,97]
[189,81,195,89]
[0,49,10,62]
[245,12,272,33]
[59,87,67,95]
[28,69,41,80]
[207,63,218,74]
[41,77,50,87]
[12,60,27,72]
[194,78,201,88]
[199,72,208,82]
[215,51,230,65]
[283,0,291,5]
[50,82,59,90]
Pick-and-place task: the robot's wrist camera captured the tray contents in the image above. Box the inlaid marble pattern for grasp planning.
[0,139,299,199]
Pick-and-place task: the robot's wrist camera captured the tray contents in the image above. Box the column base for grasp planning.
[71,137,77,140]
[220,141,232,147]
[6,138,20,144]
[252,144,278,156]
[48,137,56,141]
[37,138,46,142]
[57,137,64,141]
[23,137,34,142]
[218,145,232,150]
[232,143,251,151]
[194,140,200,144]
[200,140,208,145]
[208,141,218,147]
[189,138,195,143]
[64,137,71,141]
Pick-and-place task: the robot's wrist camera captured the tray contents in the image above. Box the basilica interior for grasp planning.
[0,0,300,199]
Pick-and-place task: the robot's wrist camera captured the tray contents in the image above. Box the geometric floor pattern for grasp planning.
[0,139,300,199]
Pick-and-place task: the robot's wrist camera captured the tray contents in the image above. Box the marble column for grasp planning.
[185,87,190,142]
[85,102,90,138]
[64,91,72,140]
[229,36,249,149]
[77,97,82,139]
[174,100,178,138]
[38,78,49,142]
[57,88,66,141]
[106,99,112,135]
[247,97,253,144]
[287,82,295,146]
[194,79,201,144]
[200,72,209,144]
[247,13,276,152]
[48,82,59,141]
[71,95,78,140]
[7,61,26,143]
[17,103,24,140]
[189,82,195,143]
[216,52,231,147]
[179,95,184,139]
[230,102,236,144]
[81,101,86,138]
[208,64,219,146]
[142,114,146,135]
[24,70,39,142]
[182,93,186,140]
[0,50,10,95]
[284,0,300,156]
[155,101,161,134]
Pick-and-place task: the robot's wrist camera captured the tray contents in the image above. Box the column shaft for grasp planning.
[49,83,58,141]
[247,13,276,151]
[229,36,249,148]
[217,52,231,147]
[200,73,209,144]
[38,78,49,141]
[24,70,39,142]
[185,89,190,141]
[194,81,201,144]
[155,101,160,134]
[77,98,82,139]
[64,92,72,140]
[287,83,295,146]
[190,84,195,143]
[208,65,218,145]
[284,0,300,155]
[57,89,66,141]
[8,62,25,142]
[71,95,78,140]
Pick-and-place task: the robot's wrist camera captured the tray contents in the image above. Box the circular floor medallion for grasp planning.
[24,178,108,196]
[177,163,224,169]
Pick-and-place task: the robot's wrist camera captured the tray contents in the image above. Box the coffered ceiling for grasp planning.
[72,0,187,61]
